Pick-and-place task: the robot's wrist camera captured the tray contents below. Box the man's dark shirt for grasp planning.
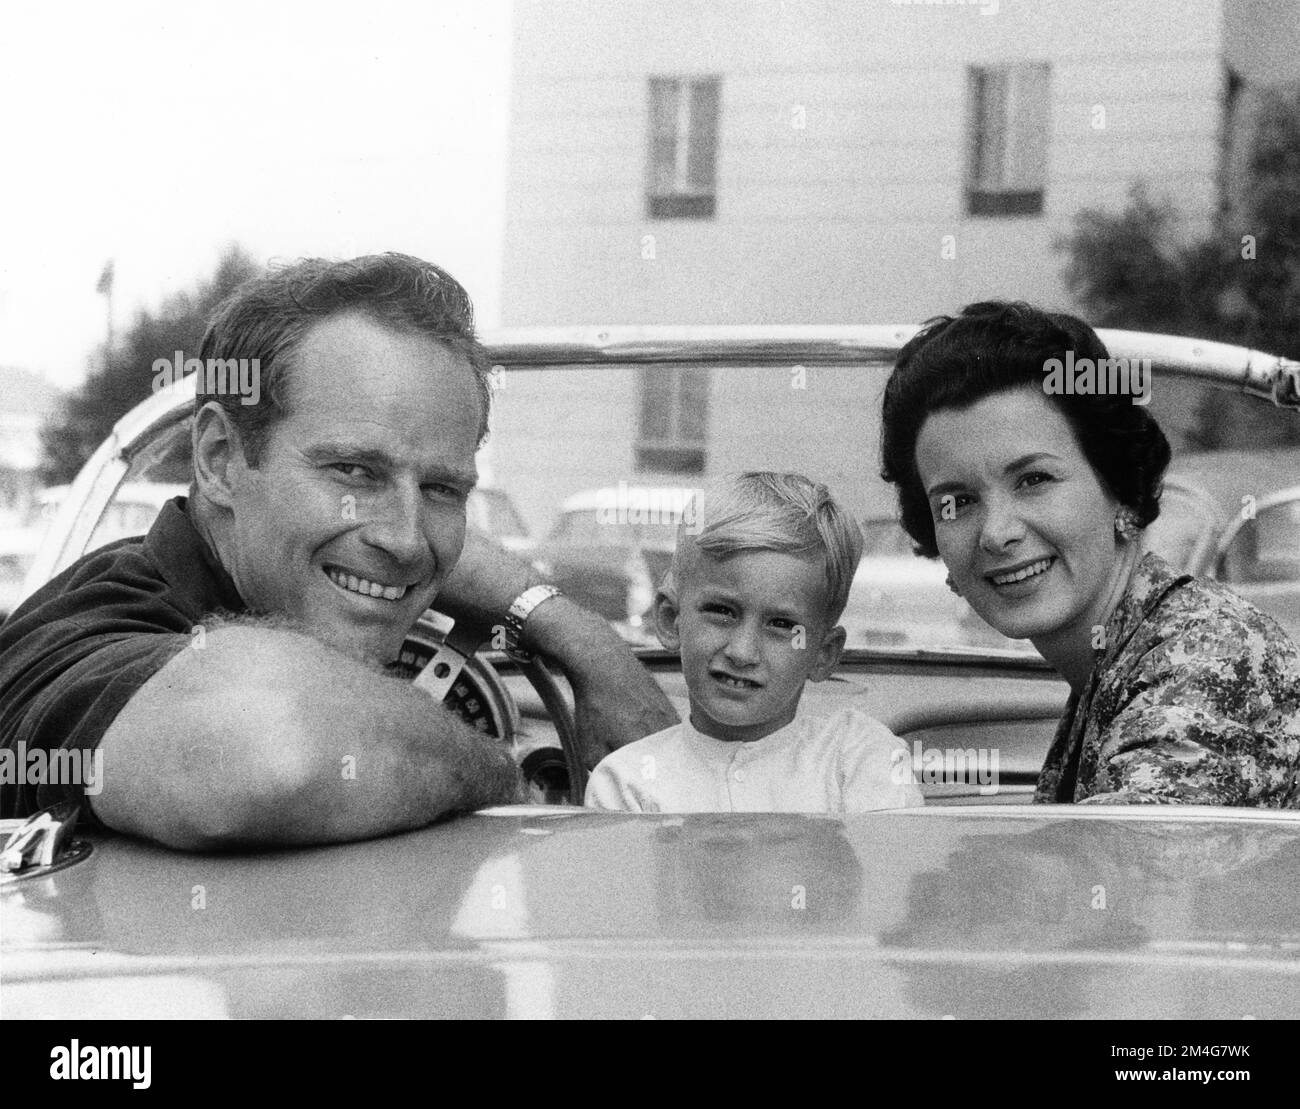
[0,498,244,821]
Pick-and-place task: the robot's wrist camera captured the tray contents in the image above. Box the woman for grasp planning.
[879,301,1300,807]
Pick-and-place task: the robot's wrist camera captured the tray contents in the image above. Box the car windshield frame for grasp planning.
[24,325,1300,669]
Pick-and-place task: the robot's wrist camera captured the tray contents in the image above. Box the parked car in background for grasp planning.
[844,515,1031,653]
[467,485,533,555]
[1144,448,1300,642]
[6,327,1300,1021]
[528,485,698,645]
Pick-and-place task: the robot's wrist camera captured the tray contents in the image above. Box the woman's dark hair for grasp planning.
[879,300,1171,558]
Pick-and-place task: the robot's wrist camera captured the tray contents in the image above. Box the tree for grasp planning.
[1058,88,1300,449]
[39,244,261,484]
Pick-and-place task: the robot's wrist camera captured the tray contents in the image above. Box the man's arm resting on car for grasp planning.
[90,623,521,850]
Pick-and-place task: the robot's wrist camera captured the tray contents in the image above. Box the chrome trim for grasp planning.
[1274,359,1300,409]
[1096,329,1294,402]
[475,326,1300,406]
[7,940,1300,981]
[888,802,1300,824]
[838,646,1050,668]
[93,328,1300,397]
[479,324,924,366]
[20,376,196,595]
[0,802,92,882]
[21,439,129,596]
[25,327,1300,605]
[111,373,197,462]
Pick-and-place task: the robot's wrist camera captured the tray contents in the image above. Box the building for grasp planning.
[494,0,1300,533]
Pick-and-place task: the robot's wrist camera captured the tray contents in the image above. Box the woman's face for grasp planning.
[913,386,1127,651]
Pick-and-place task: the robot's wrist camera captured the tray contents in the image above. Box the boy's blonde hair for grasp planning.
[671,472,864,625]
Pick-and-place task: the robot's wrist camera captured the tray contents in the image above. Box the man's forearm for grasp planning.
[523,597,679,762]
[92,624,520,849]
[434,530,678,759]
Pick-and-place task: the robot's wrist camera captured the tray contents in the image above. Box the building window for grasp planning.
[636,366,709,474]
[966,63,1050,216]
[646,77,720,220]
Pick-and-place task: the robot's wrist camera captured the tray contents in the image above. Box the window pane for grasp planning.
[969,67,1008,189]
[1006,63,1050,189]
[687,79,720,191]
[639,366,674,440]
[967,63,1047,215]
[677,367,710,441]
[647,78,680,194]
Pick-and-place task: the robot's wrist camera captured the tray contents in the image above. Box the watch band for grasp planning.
[500,584,562,663]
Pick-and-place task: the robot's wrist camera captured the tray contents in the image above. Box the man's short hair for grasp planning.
[673,472,864,626]
[197,253,493,464]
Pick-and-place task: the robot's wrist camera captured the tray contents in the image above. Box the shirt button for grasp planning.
[733,769,745,782]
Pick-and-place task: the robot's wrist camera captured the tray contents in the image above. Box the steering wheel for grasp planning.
[388,610,587,804]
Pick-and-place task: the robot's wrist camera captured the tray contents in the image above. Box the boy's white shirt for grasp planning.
[584,704,923,813]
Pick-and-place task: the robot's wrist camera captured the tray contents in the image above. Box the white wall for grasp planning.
[486,362,897,538]
[502,0,1229,327]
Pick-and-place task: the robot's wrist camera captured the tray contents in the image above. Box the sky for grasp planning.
[0,0,513,389]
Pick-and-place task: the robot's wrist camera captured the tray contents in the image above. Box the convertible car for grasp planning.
[4,326,1300,1020]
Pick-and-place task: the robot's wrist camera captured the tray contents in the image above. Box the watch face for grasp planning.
[513,584,560,617]
[510,586,559,628]
[502,586,560,661]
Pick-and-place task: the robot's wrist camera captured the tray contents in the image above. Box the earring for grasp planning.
[945,573,961,596]
[1114,506,1141,541]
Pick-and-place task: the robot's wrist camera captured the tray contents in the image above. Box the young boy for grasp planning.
[585,471,923,813]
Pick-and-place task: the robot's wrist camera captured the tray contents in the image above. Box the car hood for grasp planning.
[4,805,1300,1018]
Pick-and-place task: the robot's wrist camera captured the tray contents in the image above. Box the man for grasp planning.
[0,254,676,849]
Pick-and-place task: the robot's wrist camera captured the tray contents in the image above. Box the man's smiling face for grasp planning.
[219,310,483,663]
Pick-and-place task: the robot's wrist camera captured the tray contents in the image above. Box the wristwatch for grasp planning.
[500,584,562,663]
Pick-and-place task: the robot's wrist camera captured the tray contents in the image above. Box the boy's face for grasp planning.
[659,547,846,743]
